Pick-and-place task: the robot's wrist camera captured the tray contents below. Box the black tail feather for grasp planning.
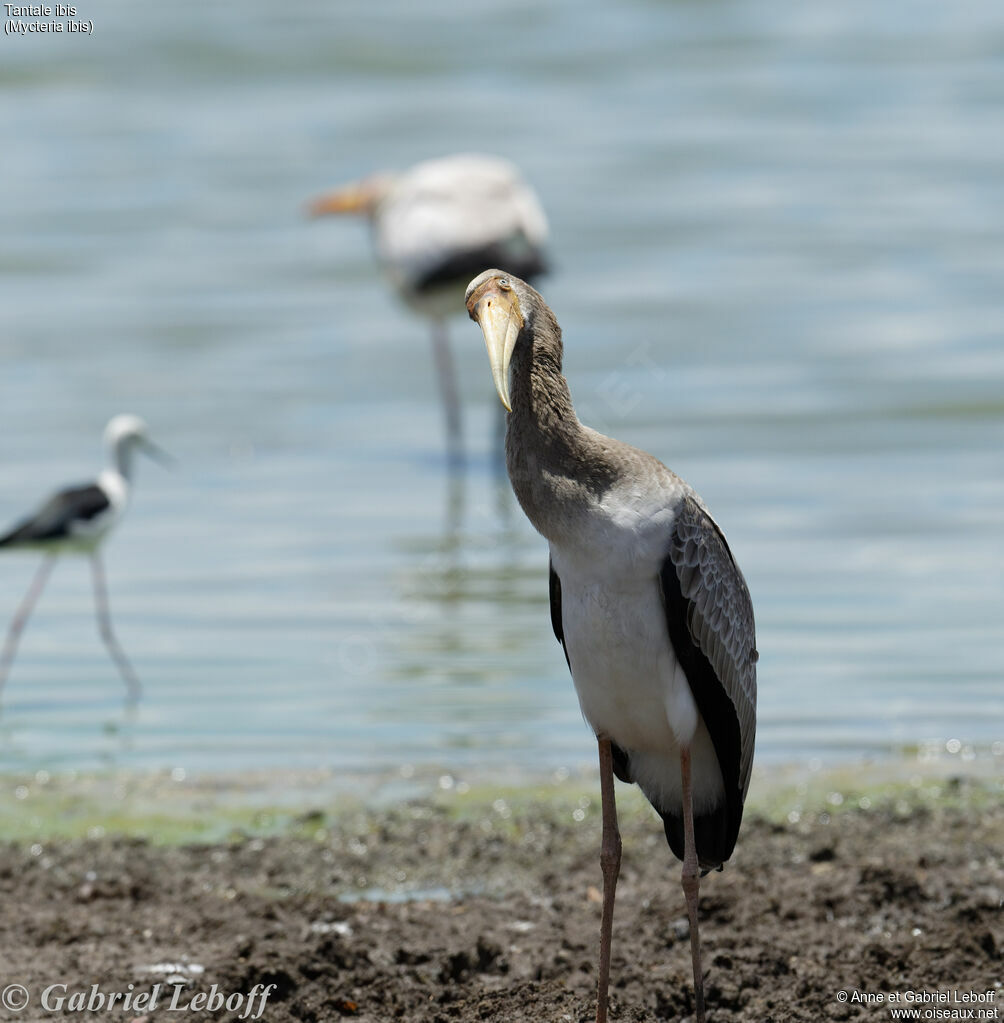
[610,741,737,872]
[661,806,733,874]
[610,741,632,784]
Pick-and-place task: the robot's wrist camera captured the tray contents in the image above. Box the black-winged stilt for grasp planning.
[0,414,170,703]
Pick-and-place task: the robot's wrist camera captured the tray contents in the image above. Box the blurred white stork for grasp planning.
[309,153,550,464]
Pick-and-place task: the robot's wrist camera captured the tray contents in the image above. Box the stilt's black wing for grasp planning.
[659,495,758,870]
[549,559,632,785]
[0,484,109,546]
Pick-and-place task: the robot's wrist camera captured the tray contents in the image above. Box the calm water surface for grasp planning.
[1,0,1002,780]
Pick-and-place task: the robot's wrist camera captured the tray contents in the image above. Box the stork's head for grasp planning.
[466,269,546,412]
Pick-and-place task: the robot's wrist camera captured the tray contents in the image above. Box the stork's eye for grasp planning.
[497,277,511,291]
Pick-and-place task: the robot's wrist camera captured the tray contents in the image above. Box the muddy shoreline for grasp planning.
[1,774,1000,1022]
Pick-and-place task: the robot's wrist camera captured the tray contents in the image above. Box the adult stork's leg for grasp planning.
[491,399,507,475]
[90,552,141,703]
[596,736,622,1023]
[0,555,57,696]
[430,320,464,468]
[680,745,706,1023]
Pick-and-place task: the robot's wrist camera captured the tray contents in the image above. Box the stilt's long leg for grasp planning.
[0,555,57,695]
[680,745,706,1023]
[430,320,464,469]
[90,552,141,703]
[596,736,622,1023]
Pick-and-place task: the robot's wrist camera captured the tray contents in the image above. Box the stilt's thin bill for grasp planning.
[138,437,176,470]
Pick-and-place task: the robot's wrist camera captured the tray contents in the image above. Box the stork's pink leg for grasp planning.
[595,736,621,1023]
[680,745,706,1023]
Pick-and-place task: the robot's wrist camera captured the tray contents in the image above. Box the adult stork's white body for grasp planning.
[310,154,549,461]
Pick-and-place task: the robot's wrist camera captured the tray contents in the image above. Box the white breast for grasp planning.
[549,484,724,815]
[68,470,128,546]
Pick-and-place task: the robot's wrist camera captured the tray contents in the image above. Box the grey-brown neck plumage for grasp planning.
[505,301,621,541]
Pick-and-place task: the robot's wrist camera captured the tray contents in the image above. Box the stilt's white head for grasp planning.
[103,414,172,480]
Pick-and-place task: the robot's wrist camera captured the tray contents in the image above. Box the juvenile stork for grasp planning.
[465,270,757,1023]
[309,154,549,462]
[0,414,170,703]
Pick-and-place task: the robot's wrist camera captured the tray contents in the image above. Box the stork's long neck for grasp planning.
[509,313,575,443]
[505,310,619,541]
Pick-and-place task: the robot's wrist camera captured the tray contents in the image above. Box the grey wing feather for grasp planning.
[669,494,758,800]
